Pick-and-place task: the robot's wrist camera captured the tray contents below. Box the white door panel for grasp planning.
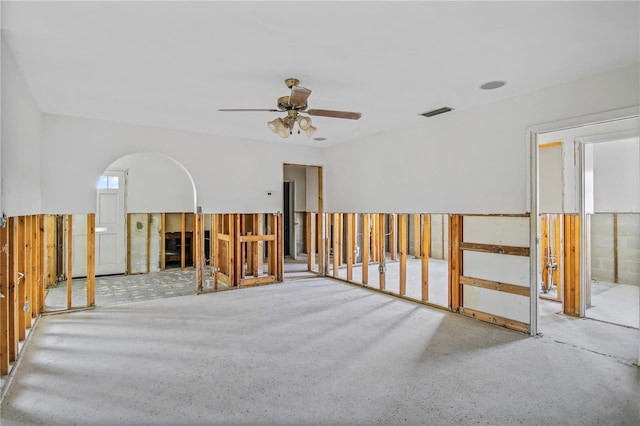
[96,170,126,276]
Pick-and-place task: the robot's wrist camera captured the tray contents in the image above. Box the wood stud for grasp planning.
[563,214,581,316]
[399,213,407,295]
[421,214,430,302]
[362,214,370,285]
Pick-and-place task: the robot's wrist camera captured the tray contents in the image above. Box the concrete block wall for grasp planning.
[591,213,640,285]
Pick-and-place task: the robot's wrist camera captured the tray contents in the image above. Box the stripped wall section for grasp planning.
[456,215,531,332]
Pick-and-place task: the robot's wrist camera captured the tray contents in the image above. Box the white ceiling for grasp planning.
[2,1,639,147]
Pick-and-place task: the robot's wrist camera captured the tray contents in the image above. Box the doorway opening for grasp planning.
[282,164,323,278]
[530,108,639,362]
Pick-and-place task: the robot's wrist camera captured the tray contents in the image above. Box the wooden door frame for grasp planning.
[527,105,639,337]
[282,163,324,276]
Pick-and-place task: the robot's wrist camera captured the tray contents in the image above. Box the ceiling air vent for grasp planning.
[421,107,454,118]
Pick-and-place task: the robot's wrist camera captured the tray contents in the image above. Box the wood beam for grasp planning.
[459,242,530,257]
[541,214,550,291]
[448,214,463,312]
[460,307,530,334]
[332,214,339,277]
[146,213,151,273]
[459,276,530,297]
[399,214,407,296]
[234,214,242,286]
[563,214,581,316]
[0,223,10,375]
[317,167,324,276]
[378,213,386,290]
[181,213,186,269]
[18,216,26,337]
[307,213,315,272]
[196,212,204,292]
[421,214,431,302]
[24,216,33,326]
[161,213,166,270]
[126,213,131,274]
[346,213,354,281]
[86,213,96,307]
[66,215,73,310]
[39,215,46,312]
[552,214,562,296]
[362,214,370,285]
[390,214,397,261]
[337,214,343,267]
[413,214,421,258]
[44,215,56,287]
[8,218,19,361]
[277,214,283,282]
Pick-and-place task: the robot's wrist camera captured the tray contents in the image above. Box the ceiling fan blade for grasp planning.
[289,86,312,108]
[218,108,279,112]
[307,109,361,120]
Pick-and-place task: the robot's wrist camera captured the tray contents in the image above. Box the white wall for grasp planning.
[539,145,563,213]
[109,153,195,213]
[325,65,639,214]
[283,165,306,212]
[40,114,324,214]
[305,166,319,212]
[1,37,42,216]
[593,138,640,213]
[538,117,639,214]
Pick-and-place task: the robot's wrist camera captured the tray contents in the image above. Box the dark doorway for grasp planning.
[283,181,291,256]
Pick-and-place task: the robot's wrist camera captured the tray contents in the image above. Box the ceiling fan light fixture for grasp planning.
[297,115,312,130]
[267,118,281,133]
[303,125,317,137]
[277,124,290,138]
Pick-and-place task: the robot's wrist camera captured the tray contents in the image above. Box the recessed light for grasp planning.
[313,137,327,141]
[480,80,506,90]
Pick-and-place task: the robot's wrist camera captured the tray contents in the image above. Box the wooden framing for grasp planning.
[460,307,530,334]
[38,215,46,312]
[24,216,32,328]
[1,223,10,374]
[8,217,18,361]
[161,213,166,270]
[362,214,370,285]
[448,214,463,311]
[44,215,56,287]
[146,213,151,273]
[370,213,378,262]
[306,212,315,272]
[378,213,386,290]
[563,214,581,316]
[317,167,324,276]
[389,214,397,261]
[346,213,354,281]
[17,216,26,338]
[181,212,187,269]
[421,214,430,302]
[86,214,96,307]
[126,213,131,274]
[66,215,73,310]
[195,212,204,292]
[332,213,339,277]
[413,214,421,258]
[399,214,407,296]
[459,276,529,297]
[459,242,529,257]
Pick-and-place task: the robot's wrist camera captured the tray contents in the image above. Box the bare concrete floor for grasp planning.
[1,277,639,425]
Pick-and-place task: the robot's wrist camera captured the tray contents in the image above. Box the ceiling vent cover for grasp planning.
[421,107,454,118]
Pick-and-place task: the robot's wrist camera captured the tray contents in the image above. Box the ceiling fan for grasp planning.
[218,78,361,138]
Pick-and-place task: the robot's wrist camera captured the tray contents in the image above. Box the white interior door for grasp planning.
[96,170,127,275]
